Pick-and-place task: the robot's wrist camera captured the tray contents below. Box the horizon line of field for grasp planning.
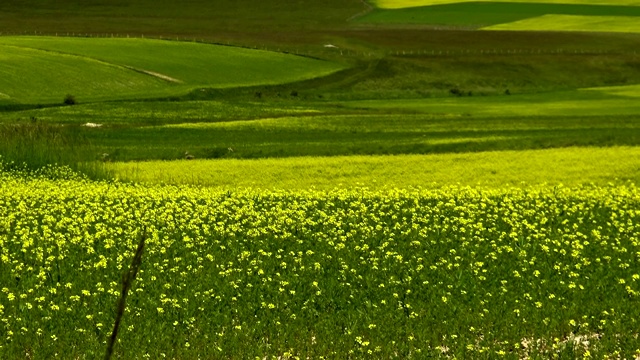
[0,33,638,59]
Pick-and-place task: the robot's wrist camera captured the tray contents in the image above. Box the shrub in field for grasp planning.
[64,94,77,105]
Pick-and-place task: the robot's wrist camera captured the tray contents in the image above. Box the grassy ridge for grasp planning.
[359,2,640,27]
[321,55,640,100]
[109,147,640,189]
[0,37,344,103]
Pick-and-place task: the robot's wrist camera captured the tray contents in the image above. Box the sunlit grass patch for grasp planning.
[581,84,640,98]
[483,14,640,33]
[372,0,640,9]
[107,147,640,189]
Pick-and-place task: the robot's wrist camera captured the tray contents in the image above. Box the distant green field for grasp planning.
[109,147,640,189]
[0,37,343,103]
[484,14,640,33]
[359,2,640,27]
[372,0,640,9]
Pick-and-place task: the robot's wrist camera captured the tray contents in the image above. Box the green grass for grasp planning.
[0,122,111,179]
[0,43,169,104]
[1,87,637,161]
[372,0,640,9]
[1,86,639,162]
[483,14,640,33]
[320,55,640,100]
[108,147,640,189]
[0,36,344,104]
[359,2,640,27]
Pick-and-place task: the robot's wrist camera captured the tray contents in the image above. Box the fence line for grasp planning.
[0,31,636,59]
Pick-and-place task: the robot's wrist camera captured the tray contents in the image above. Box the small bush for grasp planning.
[63,94,77,105]
[449,88,462,97]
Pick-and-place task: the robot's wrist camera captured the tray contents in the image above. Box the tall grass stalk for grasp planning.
[104,230,146,360]
[0,122,111,179]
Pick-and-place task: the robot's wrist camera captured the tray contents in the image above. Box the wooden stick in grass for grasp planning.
[104,229,146,360]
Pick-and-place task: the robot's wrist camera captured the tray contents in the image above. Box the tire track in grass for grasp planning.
[0,42,183,84]
[121,65,183,83]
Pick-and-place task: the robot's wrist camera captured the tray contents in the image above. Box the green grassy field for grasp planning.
[1,87,639,162]
[0,37,344,104]
[108,147,640,189]
[0,43,170,103]
[28,113,640,161]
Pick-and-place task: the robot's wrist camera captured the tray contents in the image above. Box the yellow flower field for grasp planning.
[1,165,640,357]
